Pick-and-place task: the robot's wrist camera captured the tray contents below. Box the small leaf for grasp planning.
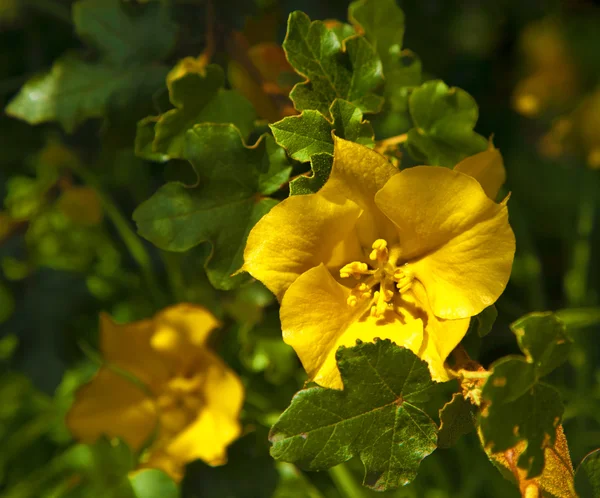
[270,99,373,163]
[289,153,333,196]
[438,393,475,448]
[473,304,498,338]
[511,312,572,378]
[147,62,257,159]
[486,425,576,498]
[283,11,383,117]
[480,312,572,479]
[270,111,333,162]
[269,339,440,491]
[129,469,179,498]
[576,449,600,498]
[134,124,291,290]
[406,80,488,167]
[348,0,405,70]
[481,381,564,479]
[73,0,176,65]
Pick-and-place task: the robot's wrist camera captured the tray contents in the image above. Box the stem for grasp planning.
[25,0,72,24]
[564,169,597,307]
[69,163,164,308]
[328,463,366,498]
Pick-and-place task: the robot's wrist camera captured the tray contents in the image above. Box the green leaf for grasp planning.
[129,469,179,498]
[468,304,498,338]
[289,153,333,196]
[6,0,176,132]
[273,463,325,498]
[480,382,563,479]
[147,64,257,159]
[269,339,439,491]
[53,438,137,498]
[270,99,373,163]
[575,449,600,498]
[480,312,571,479]
[283,11,383,118]
[239,310,297,385]
[406,80,488,167]
[511,312,572,378]
[438,393,475,449]
[6,56,165,133]
[134,124,291,290]
[135,118,169,163]
[327,23,356,44]
[73,0,176,65]
[349,0,405,70]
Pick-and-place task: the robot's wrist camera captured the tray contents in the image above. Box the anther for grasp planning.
[340,261,369,279]
[369,239,389,263]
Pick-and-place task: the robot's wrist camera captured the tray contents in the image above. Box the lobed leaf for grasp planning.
[511,312,572,378]
[349,0,405,71]
[406,80,488,167]
[283,11,383,118]
[480,312,572,478]
[6,0,175,132]
[270,99,373,163]
[269,339,440,491]
[438,393,475,449]
[133,124,291,290]
[289,153,333,196]
[145,63,257,159]
[480,382,563,478]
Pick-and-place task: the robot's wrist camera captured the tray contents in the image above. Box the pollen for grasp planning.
[340,239,414,316]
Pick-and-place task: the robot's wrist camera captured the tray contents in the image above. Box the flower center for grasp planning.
[339,239,414,318]
[156,375,204,435]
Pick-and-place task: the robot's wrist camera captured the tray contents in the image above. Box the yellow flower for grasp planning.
[244,138,515,389]
[67,304,244,481]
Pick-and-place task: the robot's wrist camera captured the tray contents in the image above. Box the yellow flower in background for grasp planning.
[67,304,244,481]
[244,138,515,389]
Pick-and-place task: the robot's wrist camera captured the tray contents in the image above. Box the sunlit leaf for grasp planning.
[406,80,488,167]
[283,11,383,117]
[270,99,373,163]
[270,339,440,491]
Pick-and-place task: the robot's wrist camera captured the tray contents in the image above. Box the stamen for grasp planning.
[340,261,370,279]
[369,239,389,263]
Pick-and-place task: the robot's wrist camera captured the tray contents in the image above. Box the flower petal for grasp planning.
[151,304,221,374]
[281,264,424,390]
[67,368,157,451]
[100,313,171,391]
[407,282,470,381]
[323,137,398,244]
[243,193,362,301]
[453,144,506,200]
[375,166,515,319]
[165,351,244,465]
